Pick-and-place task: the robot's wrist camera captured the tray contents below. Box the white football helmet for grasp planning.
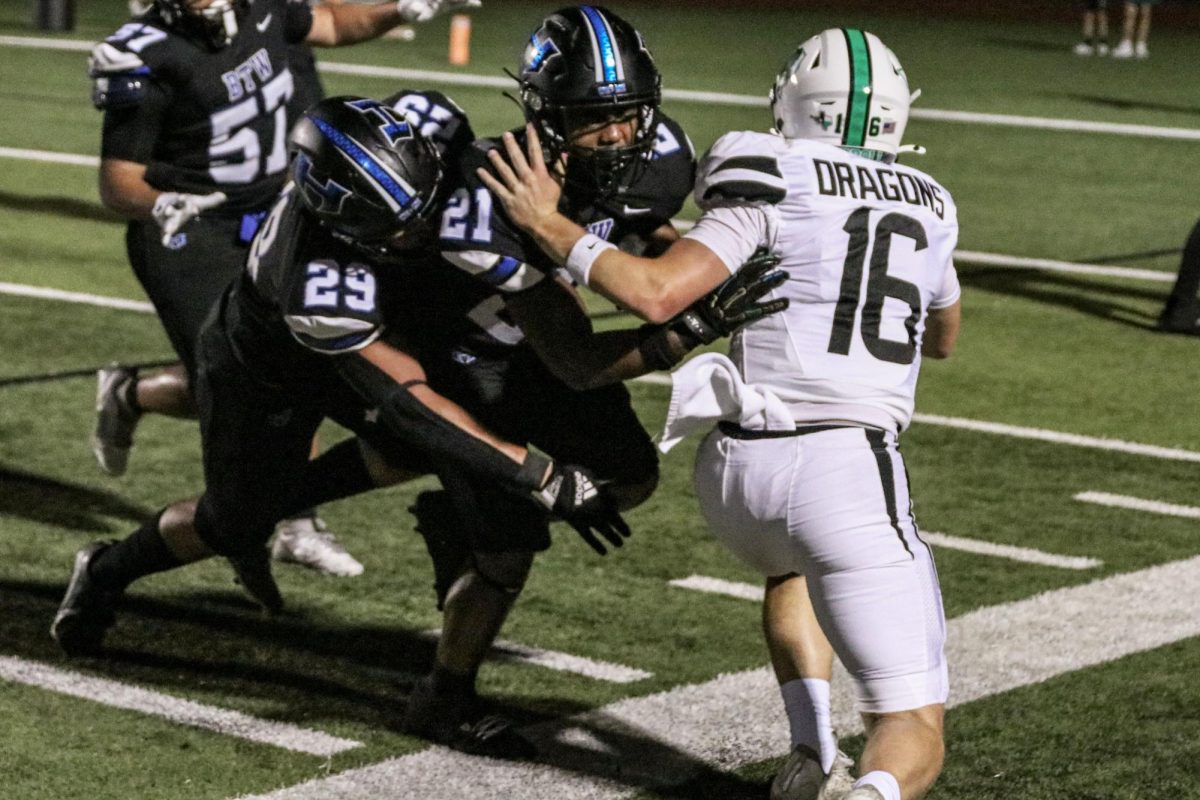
[769,28,916,161]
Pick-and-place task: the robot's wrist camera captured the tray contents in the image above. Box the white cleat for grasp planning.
[771,747,855,800]
[1135,42,1149,59]
[1072,42,1094,56]
[91,364,140,477]
[271,516,364,577]
[1111,39,1135,59]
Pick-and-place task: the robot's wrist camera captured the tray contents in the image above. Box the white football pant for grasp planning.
[694,425,949,713]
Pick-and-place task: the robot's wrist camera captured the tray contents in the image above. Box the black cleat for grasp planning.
[51,542,122,656]
[401,675,537,760]
[1157,298,1200,336]
[409,490,470,611]
[228,548,284,615]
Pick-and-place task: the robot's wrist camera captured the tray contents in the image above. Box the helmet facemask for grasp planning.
[517,6,662,199]
[155,0,244,49]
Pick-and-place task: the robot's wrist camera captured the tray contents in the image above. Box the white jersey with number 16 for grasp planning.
[683,130,960,432]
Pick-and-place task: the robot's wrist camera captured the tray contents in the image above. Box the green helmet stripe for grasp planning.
[842,28,872,148]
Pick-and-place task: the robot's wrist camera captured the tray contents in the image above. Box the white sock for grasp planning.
[855,770,901,800]
[779,677,836,773]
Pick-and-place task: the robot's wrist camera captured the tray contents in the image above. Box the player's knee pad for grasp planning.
[468,549,534,596]
[192,496,275,558]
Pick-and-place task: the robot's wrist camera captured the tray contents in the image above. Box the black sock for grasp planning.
[120,371,141,415]
[89,509,184,591]
[431,663,478,697]
[289,438,376,512]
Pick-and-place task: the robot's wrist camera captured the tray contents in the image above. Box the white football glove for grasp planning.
[151,191,228,246]
[395,0,480,24]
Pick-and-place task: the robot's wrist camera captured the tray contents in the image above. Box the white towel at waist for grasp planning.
[658,352,795,453]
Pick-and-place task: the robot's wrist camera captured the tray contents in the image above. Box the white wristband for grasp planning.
[564,234,617,287]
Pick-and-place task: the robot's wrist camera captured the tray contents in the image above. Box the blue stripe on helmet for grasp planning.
[481,256,521,286]
[579,6,619,84]
[310,115,414,211]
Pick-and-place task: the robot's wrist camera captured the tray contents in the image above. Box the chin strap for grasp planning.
[897,144,927,156]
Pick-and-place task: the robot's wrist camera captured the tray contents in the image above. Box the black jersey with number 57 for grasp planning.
[90,0,313,213]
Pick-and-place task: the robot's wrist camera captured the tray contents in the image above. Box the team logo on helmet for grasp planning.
[524,29,561,73]
[346,99,414,148]
[293,152,351,215]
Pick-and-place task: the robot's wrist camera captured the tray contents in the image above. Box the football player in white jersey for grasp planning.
[481,27,960,800]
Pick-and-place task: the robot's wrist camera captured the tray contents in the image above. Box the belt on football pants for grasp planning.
[717,422,852,439]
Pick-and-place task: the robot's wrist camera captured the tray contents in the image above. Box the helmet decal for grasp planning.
[578,5,624,86]
[308,116,418,216]
[769,28,913,161]
[347,98,415,148]
[525,30,561,73]
[294,153,351,215]
[842,29,872,149]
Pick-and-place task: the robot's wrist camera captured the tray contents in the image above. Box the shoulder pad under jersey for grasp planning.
[89,23,171,109]
[385,88,476,161]
[694,130,788,209]
[613,115,697,222]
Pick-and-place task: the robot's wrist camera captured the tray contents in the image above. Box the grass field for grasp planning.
[2,1,1200,798]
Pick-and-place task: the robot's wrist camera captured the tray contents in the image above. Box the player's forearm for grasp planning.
[309,2,403,46]
[98,159,158,221]
[537,327,691,390]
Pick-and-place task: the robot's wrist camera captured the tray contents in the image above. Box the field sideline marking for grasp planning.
[421,630,652,684]
[2,34,1199,141]
[911,413,1200,463]
[0,281,153,313]
[669,575,763,601]
[1075,491,1200,519]
[922,531,1101,569]
[233,555,1200,799]
[0,655,362,757]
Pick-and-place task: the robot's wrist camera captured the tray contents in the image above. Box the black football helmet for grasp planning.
[154,0,247,49]
[517,5,662,197]
[289,96,444,249]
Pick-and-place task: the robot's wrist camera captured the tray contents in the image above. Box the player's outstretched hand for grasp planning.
[477,124,563,234]
[152,191,228,246]
[532,462,631,555]
[671,248,789,345]
[396,0,480,24]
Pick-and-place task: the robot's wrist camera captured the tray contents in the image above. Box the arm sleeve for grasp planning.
[100,80,171,164]
[285,0,315,43]
[682,204,772,276]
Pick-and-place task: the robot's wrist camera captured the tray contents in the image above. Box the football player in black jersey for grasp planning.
[53,101,629,761]
[87,0,480,576]
[383,6,788,754]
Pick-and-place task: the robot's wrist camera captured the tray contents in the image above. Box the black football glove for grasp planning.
[532,462,631,555]
[670,248,789,346]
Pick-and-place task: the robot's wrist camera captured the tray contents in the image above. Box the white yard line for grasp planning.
[0,281,153,313]
[234,555,1200,799]
[953,249,1173,282]
[0,655,361,757]
[922,531,1102,569]
[912,413,1200,463]
[0,146,99,167]
[420,630,651,684]
[668,575,763,601]
[1075,491,1200,520]
[2,34,1199,141]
